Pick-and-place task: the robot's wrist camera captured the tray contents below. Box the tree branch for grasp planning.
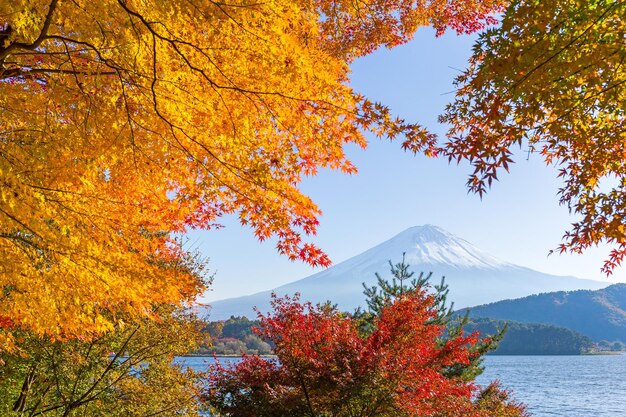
[0,0,59,63]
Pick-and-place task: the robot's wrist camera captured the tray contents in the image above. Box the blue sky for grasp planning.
[192,28,626,302]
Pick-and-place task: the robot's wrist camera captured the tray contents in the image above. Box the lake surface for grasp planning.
[476,355,626,417]
[179,354,626,416]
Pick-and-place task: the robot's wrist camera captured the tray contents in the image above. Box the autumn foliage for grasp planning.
[0,0,506,342]
[204,268,527,417]
[0,305,205,416]
[441,0,626,273]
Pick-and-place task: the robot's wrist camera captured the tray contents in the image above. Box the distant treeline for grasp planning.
[199,315,599,356]
[197,316,272,355]
[465,318,593,355]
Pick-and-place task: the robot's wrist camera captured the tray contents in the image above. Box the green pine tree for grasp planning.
[355,253,505,381]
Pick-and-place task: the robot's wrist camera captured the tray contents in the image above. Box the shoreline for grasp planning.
[183,352,624,358]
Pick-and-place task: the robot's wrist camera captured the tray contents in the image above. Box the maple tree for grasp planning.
[0,304,206,417]
[203,260,527,417]
[440,0,626,273]
[0,0,505,342]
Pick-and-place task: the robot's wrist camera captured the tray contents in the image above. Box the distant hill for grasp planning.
[465,284,626,342]
[466,318,594,355]
[205,225,607,320]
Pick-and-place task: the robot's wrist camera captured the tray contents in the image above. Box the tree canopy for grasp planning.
[0,0,504,342]
[0,305,205,417]
[441,0,626,273]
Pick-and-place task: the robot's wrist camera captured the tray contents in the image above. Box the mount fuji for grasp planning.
[205,225,608,319]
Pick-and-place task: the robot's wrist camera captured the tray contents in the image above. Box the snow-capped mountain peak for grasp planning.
[351,224,512,271]
[205,225,607,319]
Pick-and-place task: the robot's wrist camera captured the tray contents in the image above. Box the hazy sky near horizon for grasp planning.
[191,28,626,303]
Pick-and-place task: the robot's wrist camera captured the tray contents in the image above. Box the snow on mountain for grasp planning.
[204,225,609,320]
[341,225,512,270]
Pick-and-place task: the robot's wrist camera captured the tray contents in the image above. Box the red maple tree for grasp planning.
[204,261,527,417]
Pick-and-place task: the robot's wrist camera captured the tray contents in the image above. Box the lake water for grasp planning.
[476,355,626,417]
[180,354,626,416]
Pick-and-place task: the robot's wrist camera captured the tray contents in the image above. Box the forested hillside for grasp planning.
[466,318,593,355]
[466,284,626,342]
[198,316,272,356]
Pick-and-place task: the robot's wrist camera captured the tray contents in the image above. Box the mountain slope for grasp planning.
[206,225,608,319]
[466,284,626,342]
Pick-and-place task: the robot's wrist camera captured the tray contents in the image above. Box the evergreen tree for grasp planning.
[356,253,505,381]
